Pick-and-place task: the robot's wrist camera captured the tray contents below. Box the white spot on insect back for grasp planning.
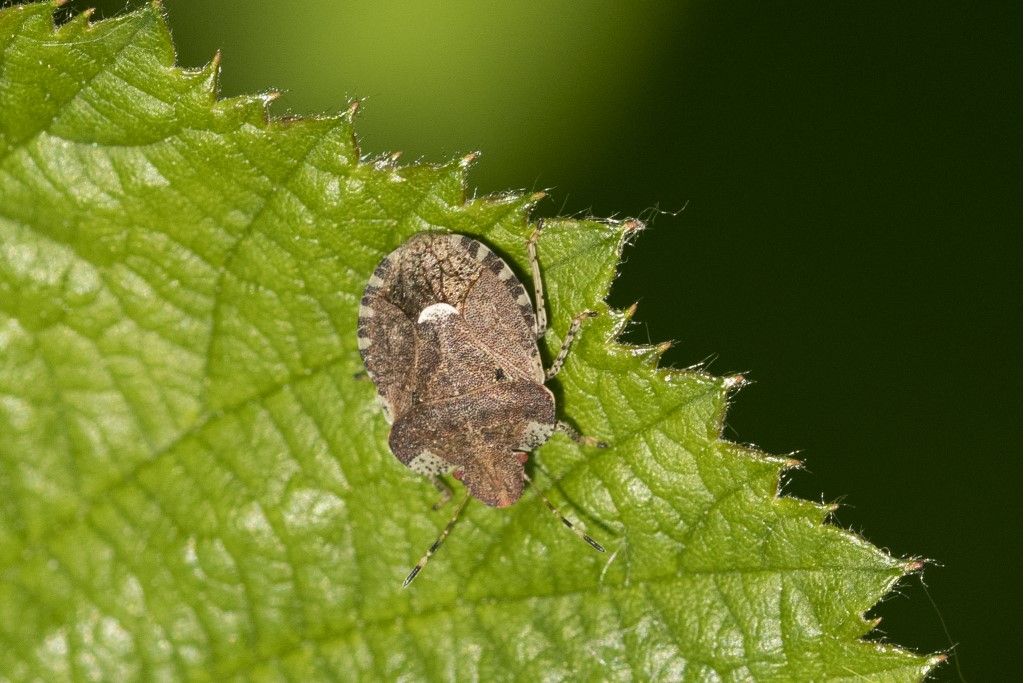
[516,292,530,306]
[498,266,514,281]
[358,304,374,318]
[357,336,371,350]
[418,302,458,324]
[368,273,384,287]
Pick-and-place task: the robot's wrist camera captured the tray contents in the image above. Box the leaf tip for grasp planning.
[722,373,748,391]
[54,2,93,31]
[344,98,362,121]
[198,50,222,95]
[622,217,645,234]
[607,216,645,259]
[902,557,927,573]
[372,151,403,170]
[778,457,805,476]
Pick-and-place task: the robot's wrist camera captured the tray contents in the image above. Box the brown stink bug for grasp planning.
[357,225,605,585]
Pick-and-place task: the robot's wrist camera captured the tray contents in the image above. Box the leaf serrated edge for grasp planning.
[0,2,946,678]
[517,199,944,676]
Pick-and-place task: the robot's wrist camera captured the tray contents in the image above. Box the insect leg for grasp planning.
[527,221,548,339]
[556,421,608,449]
[403,492,471,588]
[523,472,605,553]
[545,310,598,380]
[430,475,453,510]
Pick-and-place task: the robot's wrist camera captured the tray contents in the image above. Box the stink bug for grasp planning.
[357,225,605,585]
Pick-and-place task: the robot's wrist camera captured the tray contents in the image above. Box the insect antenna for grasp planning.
[403,492,471,588]
[524,472,605,553]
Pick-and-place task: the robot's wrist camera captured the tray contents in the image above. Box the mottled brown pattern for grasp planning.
[358,233,553,507]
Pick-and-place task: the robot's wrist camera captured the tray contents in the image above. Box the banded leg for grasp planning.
[556,421,608,449]
[430,475,453,511]
[545,310,598,380]
[523,472,605,552]
[527,222,548,339]
[403,492,471,587]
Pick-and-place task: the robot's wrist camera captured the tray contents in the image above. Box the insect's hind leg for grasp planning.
[523,472,604,553]
[430,475,453,511]
[404,492,471,587]
[527,222,548,339]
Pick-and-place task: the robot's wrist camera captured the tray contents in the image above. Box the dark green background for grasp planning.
[64,2,1021,679]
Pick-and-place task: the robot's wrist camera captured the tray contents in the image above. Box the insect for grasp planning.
[357,225,605,586]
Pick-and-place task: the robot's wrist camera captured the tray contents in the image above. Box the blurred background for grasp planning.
[65,2,1019,679]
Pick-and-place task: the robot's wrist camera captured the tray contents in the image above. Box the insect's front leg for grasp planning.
[546,310,598,380]
[527,222,548,339]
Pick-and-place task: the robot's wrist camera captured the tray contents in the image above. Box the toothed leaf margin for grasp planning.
[0,4,940,681]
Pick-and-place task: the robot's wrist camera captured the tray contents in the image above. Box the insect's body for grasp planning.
[359,229,604,585]
[358,233,556,507]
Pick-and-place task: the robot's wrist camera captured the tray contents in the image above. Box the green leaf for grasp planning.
[0,3,940,681]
